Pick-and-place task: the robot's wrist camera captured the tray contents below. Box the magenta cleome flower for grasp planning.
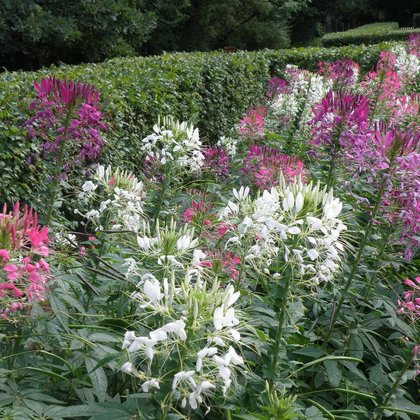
[318,58,360,89]
[266,77,289,99]
[309,90,370,150]
[25,77,106,177]
[202,146,230,179]
[407,33,420,57]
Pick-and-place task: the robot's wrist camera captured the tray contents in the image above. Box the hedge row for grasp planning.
[0,42,399,204]
[322,22,420,47]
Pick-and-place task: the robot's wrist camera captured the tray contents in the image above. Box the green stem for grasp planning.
[326,121,345,191]
[152,170,169,232]
[325,150,336,191]
[45,140,66,225]
[362,227,392,302]
[45,106,73,225]
[373,356,413,420]
[160,404,169,420]
[268,270,292,388]
[322,179,386,349]
[369,71,385,123]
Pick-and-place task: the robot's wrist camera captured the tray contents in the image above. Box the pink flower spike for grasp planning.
[10,302,24,312]
[0,249,9,262]
[29,226,49,247]
[3,264,18,273]
[405,278,416,287]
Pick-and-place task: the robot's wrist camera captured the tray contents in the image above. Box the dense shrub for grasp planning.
[322,22,420,46]
[0,42,400,206]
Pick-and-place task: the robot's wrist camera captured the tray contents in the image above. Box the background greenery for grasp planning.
[0,42,398,206]
[0,0,418,70]
[321,23,420,47]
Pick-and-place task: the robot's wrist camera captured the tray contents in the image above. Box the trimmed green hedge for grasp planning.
[321,22,420,47]
[0,42,400,204]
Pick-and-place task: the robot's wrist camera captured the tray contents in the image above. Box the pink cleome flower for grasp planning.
[237,107,266,141]
[242,144,305,190]
[397,276,420,321]
[0,203,50,318]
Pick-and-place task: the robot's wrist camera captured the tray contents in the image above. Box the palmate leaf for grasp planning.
[49,294,70,332]
[45,402,136,418]
[85,358,108,402]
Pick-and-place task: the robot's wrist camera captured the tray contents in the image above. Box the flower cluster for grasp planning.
[390,44,420,87]
[407,33,420,57]
[237,107,266,141]
[0,203,50,317]
[220,181,347,285]
[77,165,145,232]
[141,116,205,175]
[202,146,230,179]
[242,145,305,190]
[397,276,420,322]
[361,53,402,120]
[267,65,332,141]
[121,267,245,413]
[266,76,289,99]
[391,93,419,131]
[216,135,238,158]
[25,77,106,176]
[318,58,360,90]
[134,221,205,277]
[308,90,370,170]
[340,123,420,258]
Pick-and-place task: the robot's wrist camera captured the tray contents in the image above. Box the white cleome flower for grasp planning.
[141,378,160,393]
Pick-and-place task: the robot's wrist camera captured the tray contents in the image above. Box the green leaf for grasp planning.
[305,406,325,419]
[293,356,362,375]
[49,295,70,331]
[85,357,108,402]
[323,359,342,387]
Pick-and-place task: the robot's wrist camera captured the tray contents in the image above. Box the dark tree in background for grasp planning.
[0,0,418,70]
[0,0,157,70]
[0,0,308,70]
[174,0,304,52]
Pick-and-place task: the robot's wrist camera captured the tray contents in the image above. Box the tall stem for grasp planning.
[322,178,386,349]
[268,268,292,388]
[45,140,66,225]
[326,120,344,191]
[373,355,414,420]
[325,148,337,191]
[152,170,169,232]
[369,71,385,123]
[45,106,73,225]
[362,227,392,302]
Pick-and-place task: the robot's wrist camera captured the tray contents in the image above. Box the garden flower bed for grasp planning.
[0,34,419,419]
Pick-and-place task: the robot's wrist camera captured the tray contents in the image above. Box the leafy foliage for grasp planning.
[0,42,399,206]
[0,39,419,419]
[322,22,420,47]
